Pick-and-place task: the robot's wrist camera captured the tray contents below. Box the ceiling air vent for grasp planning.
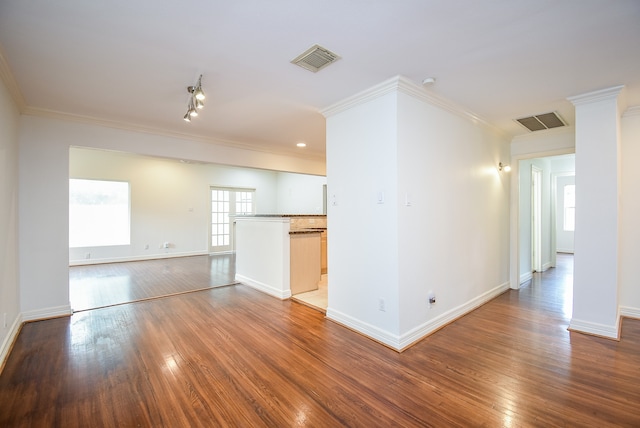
[515,111,567,132]
[291,44,340,72]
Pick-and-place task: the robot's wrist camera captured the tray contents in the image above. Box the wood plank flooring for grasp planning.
[70,254,237,311]
[2,254,640,426]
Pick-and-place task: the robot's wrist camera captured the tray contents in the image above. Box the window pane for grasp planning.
[69,179,130,247]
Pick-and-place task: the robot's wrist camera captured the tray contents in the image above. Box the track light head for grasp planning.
[184,74,205,122]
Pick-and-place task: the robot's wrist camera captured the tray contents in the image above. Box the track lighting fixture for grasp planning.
[184,74,205,122]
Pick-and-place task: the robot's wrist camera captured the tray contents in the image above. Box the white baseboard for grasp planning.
[568,317,620,340]
[326,307,401,350]
[556,249,574,254]
[235,275,291,300]
[619,306,640,320]
[0,313,23,374]
[398,281,511,350]
[520,271,533,285]
[69,251,209,266]
[327,281,511,352]
[21,305,73,322]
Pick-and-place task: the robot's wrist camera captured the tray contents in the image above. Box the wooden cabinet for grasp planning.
[290,232,321,295]
[320,230,327,274]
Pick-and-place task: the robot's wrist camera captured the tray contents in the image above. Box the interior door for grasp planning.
[531,166,542,273]
[210,187,255,253]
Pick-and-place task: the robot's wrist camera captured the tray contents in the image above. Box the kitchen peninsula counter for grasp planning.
[234,215,326,299]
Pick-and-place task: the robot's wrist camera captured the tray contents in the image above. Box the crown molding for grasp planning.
[0,43,26,111]
[321,75,504,137]
[21,106,325,162]
[567,85,625,106]
[623,105,640,117]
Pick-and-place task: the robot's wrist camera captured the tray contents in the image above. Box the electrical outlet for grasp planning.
[85,253,91,260]
[378,299,386,312]
[428,291,436,307]
[3,313,7,328]
[144,244,149,250]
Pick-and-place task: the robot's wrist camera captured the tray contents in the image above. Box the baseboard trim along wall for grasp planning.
[327,281,511,352]
[325,308,401,350]
[22,305,73,322]
[69,251,209,266]
[397,281,511,351]
[235,275,292,300]
[568,317,620,340]
[520,271,533,285]
[0,314,23,375]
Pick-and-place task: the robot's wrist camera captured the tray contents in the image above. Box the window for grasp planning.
[563,184,575,232]
[69,179,130,247]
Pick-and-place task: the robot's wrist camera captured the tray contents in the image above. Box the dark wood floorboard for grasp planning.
[2,254,640,426]
[69,254,237,311]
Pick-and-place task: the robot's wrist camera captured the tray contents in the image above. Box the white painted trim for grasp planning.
[321,75,505,138]
[327,282,510,351]
[520,271,533,285]
[69,251,209,266]
[623,105,640,117]
[398,282,511,350]
[22,106,325,162]
[235,275,291,300]
[21,305,73,322]
[619,306,640,320]
[0,314,23,374]
[556,248,574,254]
[325,307,401,350]
[568,317,620,340]
[567,85,625,106]
[0,45,25,111]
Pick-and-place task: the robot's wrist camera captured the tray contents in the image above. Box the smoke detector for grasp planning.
[515,111,567,132]
[291,44,341,73]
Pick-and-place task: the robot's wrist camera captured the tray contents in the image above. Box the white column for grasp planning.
[568,85,625,338]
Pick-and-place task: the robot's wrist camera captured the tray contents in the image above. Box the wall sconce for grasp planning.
[184,74,205,122]
[498,162,511,172]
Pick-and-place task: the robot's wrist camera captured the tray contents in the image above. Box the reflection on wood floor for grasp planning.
[70,254,237,311]
[3,253,639,425]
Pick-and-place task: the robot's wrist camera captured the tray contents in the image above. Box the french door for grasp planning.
[210,187,255,253]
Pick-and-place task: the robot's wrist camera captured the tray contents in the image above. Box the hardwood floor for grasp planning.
[2,254,639,426]
[70,254,237,311]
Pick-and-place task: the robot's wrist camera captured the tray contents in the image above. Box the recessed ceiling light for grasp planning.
[296,142,307,148]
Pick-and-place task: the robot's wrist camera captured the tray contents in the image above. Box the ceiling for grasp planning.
[1,1,639,160]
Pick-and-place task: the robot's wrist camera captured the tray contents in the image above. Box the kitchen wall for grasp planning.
[0,74,20,366]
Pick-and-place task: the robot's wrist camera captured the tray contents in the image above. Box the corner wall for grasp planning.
[0,72,21,370]
[324,76,510,350]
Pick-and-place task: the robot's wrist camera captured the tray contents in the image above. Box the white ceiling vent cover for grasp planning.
[291,44,340,72]
[515,111,567,132]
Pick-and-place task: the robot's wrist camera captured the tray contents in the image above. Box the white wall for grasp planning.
[326,88,401,340]
[276,172,326,215]
[0,74,21,363]
[18,115,325,319]
[324,76,510,349]
[619,108,640,316]
[396,90,510,337]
